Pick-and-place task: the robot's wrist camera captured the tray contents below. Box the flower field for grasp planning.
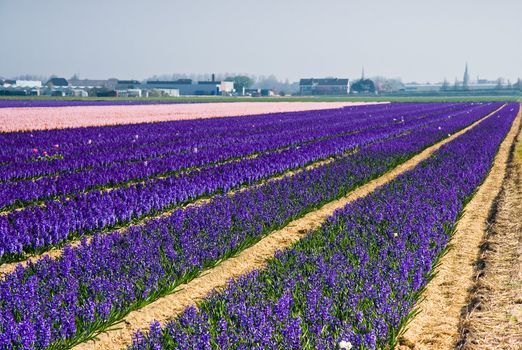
[129,103,518,350]
[0,101,374,132]
[0,101,518,349]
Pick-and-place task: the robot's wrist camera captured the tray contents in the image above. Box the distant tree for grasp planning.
[255,75,279,89]
[515,78,522,90]
[441,79,449,91]
[225,75,254,93]
[453,78,460,91]
[495,78,504,90]
[350,79,375,93]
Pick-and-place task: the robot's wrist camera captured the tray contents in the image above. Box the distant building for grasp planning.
[260,89,275,97]
[0,80,42,96]
[14,80,42,88]
[114,74,235,96]
[70,89,89,97]
[116,80,141,89]
[68,78,117,89]
[244,88,261,97]
[299,78,349,95]
[403,82,442,92]
[243,88,276,97]
[96,90,117,97]
[463,63,470,89]
[146,88,180,97]
[145,78,234,96]
[46,77,68,87]
[219,81,234,94]
[116,89,142,98]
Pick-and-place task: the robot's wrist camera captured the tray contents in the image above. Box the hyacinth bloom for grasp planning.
[0,101,376,132]
[0,103,516,349]
[0,103,493,261]
[128,103,518,349]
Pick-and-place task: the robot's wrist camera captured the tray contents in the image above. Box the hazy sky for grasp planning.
[1,0,521,83]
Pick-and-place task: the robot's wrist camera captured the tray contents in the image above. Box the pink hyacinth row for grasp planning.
[0,102,384,132]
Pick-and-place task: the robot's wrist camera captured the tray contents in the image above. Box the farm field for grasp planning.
[0,101,520,350]
[0,101,378,132]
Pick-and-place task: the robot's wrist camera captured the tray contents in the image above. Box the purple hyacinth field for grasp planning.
[0,102,519,350]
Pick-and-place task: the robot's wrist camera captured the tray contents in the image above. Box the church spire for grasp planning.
[463,62,470,89]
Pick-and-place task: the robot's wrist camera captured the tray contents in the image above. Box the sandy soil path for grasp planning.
[397,107,521,350]
[0,101,380,132]
[72,105,506,350]
[456,118,522,350]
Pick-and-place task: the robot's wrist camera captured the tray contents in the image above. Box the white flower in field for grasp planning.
[448,133,451,137]
[438,126,442,130]
[134,134,139,139]
[393,232,398,238]
[193,147,198,153]
[339,340,352,350]
[144,161,148,166]
[87,139,93,145]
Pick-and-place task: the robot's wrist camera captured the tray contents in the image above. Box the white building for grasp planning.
[219,81,234,94]
[15,80,43,88]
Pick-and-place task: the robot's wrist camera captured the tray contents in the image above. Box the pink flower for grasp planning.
[32,148,38,153]
[0,102,385,132]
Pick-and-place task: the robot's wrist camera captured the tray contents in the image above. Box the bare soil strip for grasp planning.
[73,105,507,350]
[397,107,521,350]
[455,119,522,350]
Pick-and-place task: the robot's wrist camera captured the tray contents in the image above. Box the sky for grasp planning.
[1,0,521,83]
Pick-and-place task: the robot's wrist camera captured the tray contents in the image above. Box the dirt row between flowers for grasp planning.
[397,106,521,350]
[72,105,508,350]
[455,118,522,350]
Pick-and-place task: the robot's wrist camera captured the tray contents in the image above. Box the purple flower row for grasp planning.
[1,103,412,166]
[0,103,497,261]
[129,103,519,350]
[0,103,451,186]
[0,104,467,209]
[0,103,508,349]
